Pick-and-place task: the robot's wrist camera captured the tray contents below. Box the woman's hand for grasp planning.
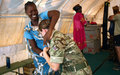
[40,47,49,57]
[108,15,114,21]
[43,47,50,57]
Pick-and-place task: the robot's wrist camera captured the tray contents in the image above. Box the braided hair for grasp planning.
[24,1,36,12]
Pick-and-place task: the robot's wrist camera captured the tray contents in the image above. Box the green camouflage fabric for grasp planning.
[49,30,92,75]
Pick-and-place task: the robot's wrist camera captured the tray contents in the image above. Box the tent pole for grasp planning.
[102,1,110,49]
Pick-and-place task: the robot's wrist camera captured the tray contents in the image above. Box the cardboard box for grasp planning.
[85,30,100,41]
[23,64,35,75]
[85,25,101,41]
[83,39,101,54]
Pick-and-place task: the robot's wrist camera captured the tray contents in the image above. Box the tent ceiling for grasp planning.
[0,0,107,15]
[0,0,120,47]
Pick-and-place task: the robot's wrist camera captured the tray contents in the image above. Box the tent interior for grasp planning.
[0,0,120,75]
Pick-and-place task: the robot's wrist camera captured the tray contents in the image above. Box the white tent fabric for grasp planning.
[0,0,120,47]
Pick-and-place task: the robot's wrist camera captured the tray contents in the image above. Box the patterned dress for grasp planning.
[49,30,92,75]
[24,11,59,75]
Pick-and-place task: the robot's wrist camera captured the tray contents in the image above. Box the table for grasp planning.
[0,58,33,74]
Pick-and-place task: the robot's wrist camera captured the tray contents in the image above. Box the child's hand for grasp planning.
[43,47,50,52]
[39,52,43,57]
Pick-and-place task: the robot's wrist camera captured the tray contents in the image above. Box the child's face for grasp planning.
[41,29,48,37]
[25,4,38,21]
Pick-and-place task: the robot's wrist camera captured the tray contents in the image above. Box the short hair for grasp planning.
[73,4,82,12]
[39,19,50,31]
[24,1,35,12]
[112,5,119,14]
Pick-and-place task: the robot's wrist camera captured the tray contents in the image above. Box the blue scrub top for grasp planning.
[24,11,49,49]
[24,11,49,68]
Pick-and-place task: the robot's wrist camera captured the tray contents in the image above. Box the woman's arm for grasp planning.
[43,10,60,45]
[24,30,43,54]
[28,39,42,54]
[48,10,60,31]
[43,47,60,71]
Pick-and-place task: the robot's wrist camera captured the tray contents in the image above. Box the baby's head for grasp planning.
[39,19,51,36]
